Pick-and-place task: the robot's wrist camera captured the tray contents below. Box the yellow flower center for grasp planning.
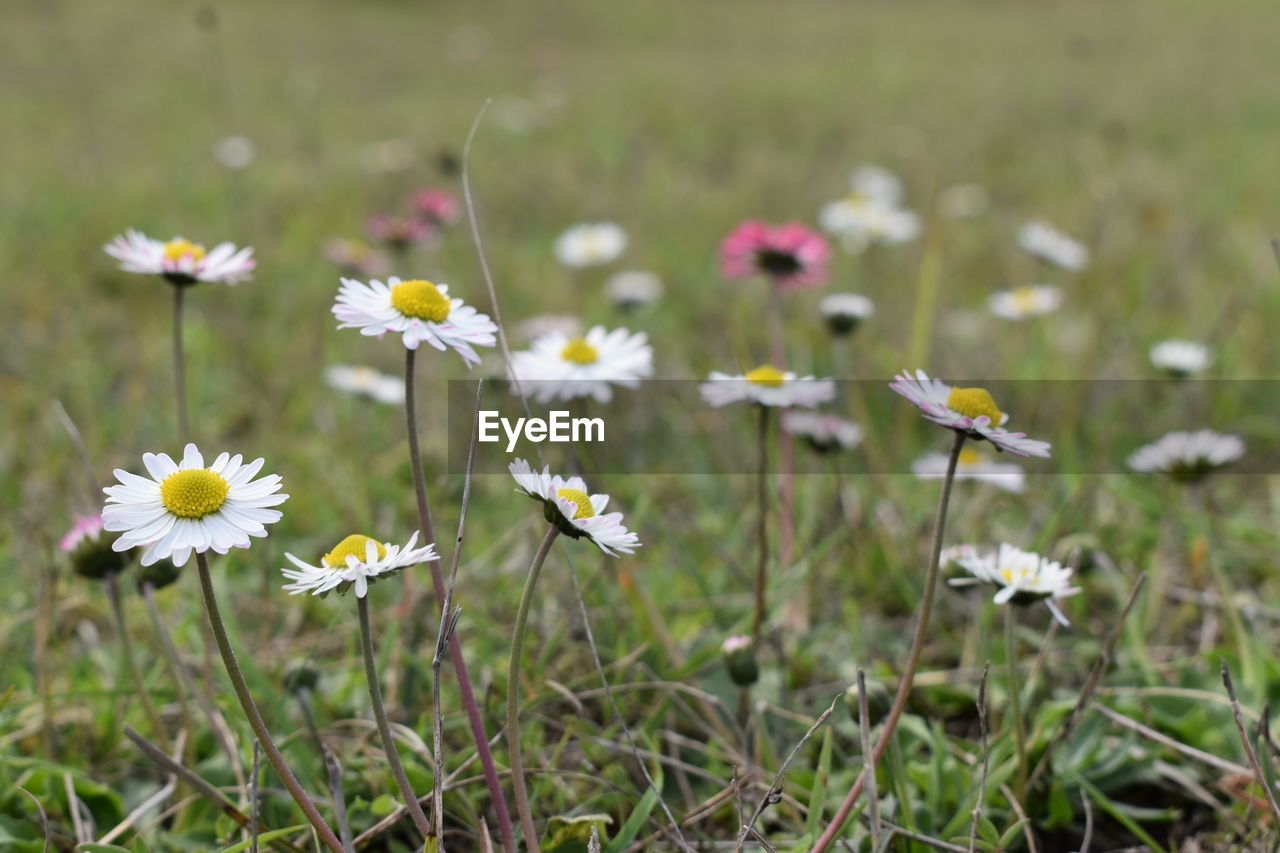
[957,448,984,467]
[560,337,599,365]
[160,469,230,519]
[556,488,595,520]
[1010,287,1039,314]
[390,280,451,323]
[163,239,206,263]
[745,365,785,387]
[946,387,1004,423]
[322,534,388,569]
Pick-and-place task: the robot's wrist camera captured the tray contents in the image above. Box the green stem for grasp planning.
[751,405,770,645]
[357,595,432,840]
[810,431,966,853]
[1005,606,1027,801]
[507,525,559,853]
[172,284,190,444]
[194,552,343,853]
[1188,484,1256,693]
[106,572,168,749]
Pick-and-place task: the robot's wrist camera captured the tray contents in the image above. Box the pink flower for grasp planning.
[61,514,106,552]
[412,189,461,228]
[366,214,432,249]
[720,221,831,290]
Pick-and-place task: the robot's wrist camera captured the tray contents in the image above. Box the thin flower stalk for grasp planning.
[105,571,168,749]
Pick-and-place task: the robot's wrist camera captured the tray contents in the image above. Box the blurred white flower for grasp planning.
[913,447,1024,492]
[701,367,835,409]
[554,223,627,267]
[1149,340,1211,377]
[214,135,256,170]
[848,165,904,208]
[820,201,920,252]
[510,325,653,403]
[1018,221,1088,271]
[1128,430,1244,482]
[946,543,1081,625]
[105,229,255,285]
[605,270,663,309]
[988,285,1063,320]
[781,411,862,453]
[325,365,404,405]
[819,293,874,335]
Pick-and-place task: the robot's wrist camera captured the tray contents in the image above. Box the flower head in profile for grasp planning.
[105,229,255,285]
[1128,430,1244,483]
[701,366,836,409]
[946,543,1080,625]
[508,459,640,555]
[62,514,130,580]
[721,634,758,686]
[102,444,287,567]
[913,447,1025,492]
[554,222,627,268]
[1150,340,1211,377]
[819,293,874,336]
[605,270,664,310]
[988,285,1063,320]
[510,325,652,403]
[781,411,863,454]
[721,221,831,290]
[282,532,437,598]
[324,365,405,405]
[366,214,431,250]
[324,238,392,278]
[333,276,497,364]
[819,201,920,253]
[889,370,1050,457]
[1018,221,1088,271]
[412,188,461,228]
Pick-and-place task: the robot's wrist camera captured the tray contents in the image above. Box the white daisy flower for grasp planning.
[104,229,256,285]
[508,459,640,555]
[988,285,1063,320]
[102,443,287,568]
[912,447,1025,493]
[509,325,653,403]
[700,366,836,409]
[781,411,863,453]
[848,165,904,208]
[1149,340,1212,377]
[605,270,663,309]
[554,222,627,268]
[281,532,438,598]
[946,543,1080,625]
[936,184,989,220]
[1017,221,1088,271]
[819,200,921,252]
[889,369,1051,457]
[819,293,874,335]
[324,365,405,405]
[214,135,256,170]
[1128,430,1244,482]
[333,276,498,365]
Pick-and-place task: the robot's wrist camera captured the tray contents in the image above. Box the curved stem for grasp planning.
[751,405,770,645]
[172,285,190,444]
[404,347,517,853]
[507,525,559,853]
[357,596,433,840]
[106,572,167,748]
[1005,606,1027,801]
[194,552,343,853]
[811,431,966,853]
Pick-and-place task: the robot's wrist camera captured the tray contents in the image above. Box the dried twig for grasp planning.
[856,672,881,851]
[1094,703,1249,776]
[1222,659,1280,822]
[966,663,991,853]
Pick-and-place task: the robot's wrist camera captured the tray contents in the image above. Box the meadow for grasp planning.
[4,0,1280,850]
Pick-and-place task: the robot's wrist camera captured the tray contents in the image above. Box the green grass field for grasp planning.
[5,1,1280,850]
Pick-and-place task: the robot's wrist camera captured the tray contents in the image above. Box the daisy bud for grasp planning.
[285,662,321,693]
[721,635,759,687]
[61,515,128,580]
[137,558,183,592]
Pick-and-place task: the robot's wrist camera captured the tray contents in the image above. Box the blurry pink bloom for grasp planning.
[366,214,432,250]
[412,188,462,228]
[720,221,831,290]
[61,514,106,552]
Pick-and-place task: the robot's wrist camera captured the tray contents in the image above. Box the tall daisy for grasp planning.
[333,276,497,364]
[1017,221,1088,271]
[700,366,835,409]
[105,229,256,286]
[554,222,627,268]
[988,285,1063,321]
[281,531,439,841]
[945,543,1080,626]
[504,459,638,847]
[1128,430,1244,482]
[889,369,1050,457]
[1150,340,1211,377]
[102,443,287,567]
[819,293,874,337]
[509,325,653,403]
